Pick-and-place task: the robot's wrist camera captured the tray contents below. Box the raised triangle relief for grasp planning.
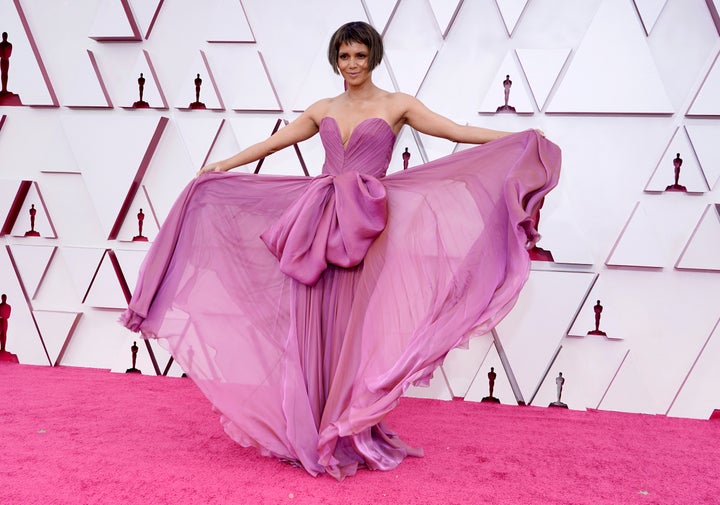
[206,0,255,42]
[428,0,463,37]
[687,51,720,116]
[63,50,113,109]
[546,0,673,114]
[61,115,168,239]
[6,244,57,299]
[0,0,58,106]
[675,204,720,271]
[479,52,535,114]
[363,0,400,34]
[644,127,709,193]
[632,0,668,35]
[606,200,703,268]
[383,4,442,95]
[686,123,720,189]
[494,0,529,36]
[6,181,57,238]
[33,310,82,366]
[120,50,168,109]
[174,51,224,110]
[88,0,141,41]
[126,0,164,39]
[516,48,571,111]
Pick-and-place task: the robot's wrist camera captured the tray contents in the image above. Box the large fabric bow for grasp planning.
[260,171,388,285]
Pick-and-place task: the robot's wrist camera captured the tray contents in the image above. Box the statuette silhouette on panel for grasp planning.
[132,208,148,242]
[189,73,206,109]
[481,366,500,403]
[24,204,40,237]
[133,73,149,108]
[587,300,607,336]
[665,153,687,192]
[496,74,516,113]
[402,147,410,170]
[0,32,21,106]
[126,341,141,373]
[0,294,18,363]
[549,372,568,408]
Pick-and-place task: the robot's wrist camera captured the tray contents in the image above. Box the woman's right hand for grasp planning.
[196,163,225,177]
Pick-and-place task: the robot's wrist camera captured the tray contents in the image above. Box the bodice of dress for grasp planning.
[259,117,397,286]
[319,116,395,177]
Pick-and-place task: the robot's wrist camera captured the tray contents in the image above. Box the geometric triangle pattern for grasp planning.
[687,51,720,116]
[494,0,529,36]
[62,50,113,109]
[1,1,720,422]
[546,0,673,114]
[119,50,168,109]
[479,52,536,114]
[675,204,720,271]
[0,0,58,106]
[205,0,254,42]
[644,127,709,193]
[88,0,141,41]
[632,0,668,35]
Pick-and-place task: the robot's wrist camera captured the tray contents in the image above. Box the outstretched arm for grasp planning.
[198,110,320,175]
[400,94,516,144]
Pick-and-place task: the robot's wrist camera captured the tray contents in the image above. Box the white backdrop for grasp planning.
[0,0,719,419]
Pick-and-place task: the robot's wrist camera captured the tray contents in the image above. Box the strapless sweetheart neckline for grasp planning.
[320,116,395,150]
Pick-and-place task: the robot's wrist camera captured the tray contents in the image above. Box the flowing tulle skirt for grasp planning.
[121,130,561,479]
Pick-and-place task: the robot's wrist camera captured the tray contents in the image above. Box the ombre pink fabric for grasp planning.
[121,117,561,480]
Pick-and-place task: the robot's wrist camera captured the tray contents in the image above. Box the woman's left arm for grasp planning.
[400,93,514,144]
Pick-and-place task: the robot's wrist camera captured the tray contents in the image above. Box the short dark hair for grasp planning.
[327,21,383,74]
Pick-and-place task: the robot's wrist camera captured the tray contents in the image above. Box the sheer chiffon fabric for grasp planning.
[121,118,561,480]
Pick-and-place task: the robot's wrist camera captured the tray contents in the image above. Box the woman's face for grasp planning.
[337,41,371,85]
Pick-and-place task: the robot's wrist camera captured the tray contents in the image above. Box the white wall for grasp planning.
[0,0,719,419]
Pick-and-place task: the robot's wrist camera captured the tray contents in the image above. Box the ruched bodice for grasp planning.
[319,116,395,177]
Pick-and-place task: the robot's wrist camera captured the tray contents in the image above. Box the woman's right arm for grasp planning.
[197,108,322,175]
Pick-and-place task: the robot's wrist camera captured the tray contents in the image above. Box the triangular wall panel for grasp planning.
[88,0,141,41]
[33,310,82,366]
[686,123,720,189]
[175,117,225,171]
[63,50,113,109]
[0,0,58,106]
[6,244,56,299]
[606,199,704,269]
[119,50,168,109]
[61,115,168,239]
[8,181,57,238]
[494,0,529,36]
[632,0,668,35]
[126,0,164,39]
[479,52,536,114]
[546,0,673,114]
[428,0,463,38]
[383,1,442,95]
[206,0,255,42]
[174,51,224,110]
[686,50,720,116]
[675,204,720,271]
[644,127,709,193]
[516,48,571,111]
[494,270,598,401]
[363,0,400,34]
[0,248,49,365]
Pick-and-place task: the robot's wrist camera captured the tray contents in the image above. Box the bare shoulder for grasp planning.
[303,97,335,125]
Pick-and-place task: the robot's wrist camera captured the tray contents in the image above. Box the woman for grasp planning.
[122,21,561,480]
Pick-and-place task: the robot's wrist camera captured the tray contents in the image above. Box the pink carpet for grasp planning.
[1,364,718,504]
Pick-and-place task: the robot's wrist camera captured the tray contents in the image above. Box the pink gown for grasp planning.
[121,117,561,480]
